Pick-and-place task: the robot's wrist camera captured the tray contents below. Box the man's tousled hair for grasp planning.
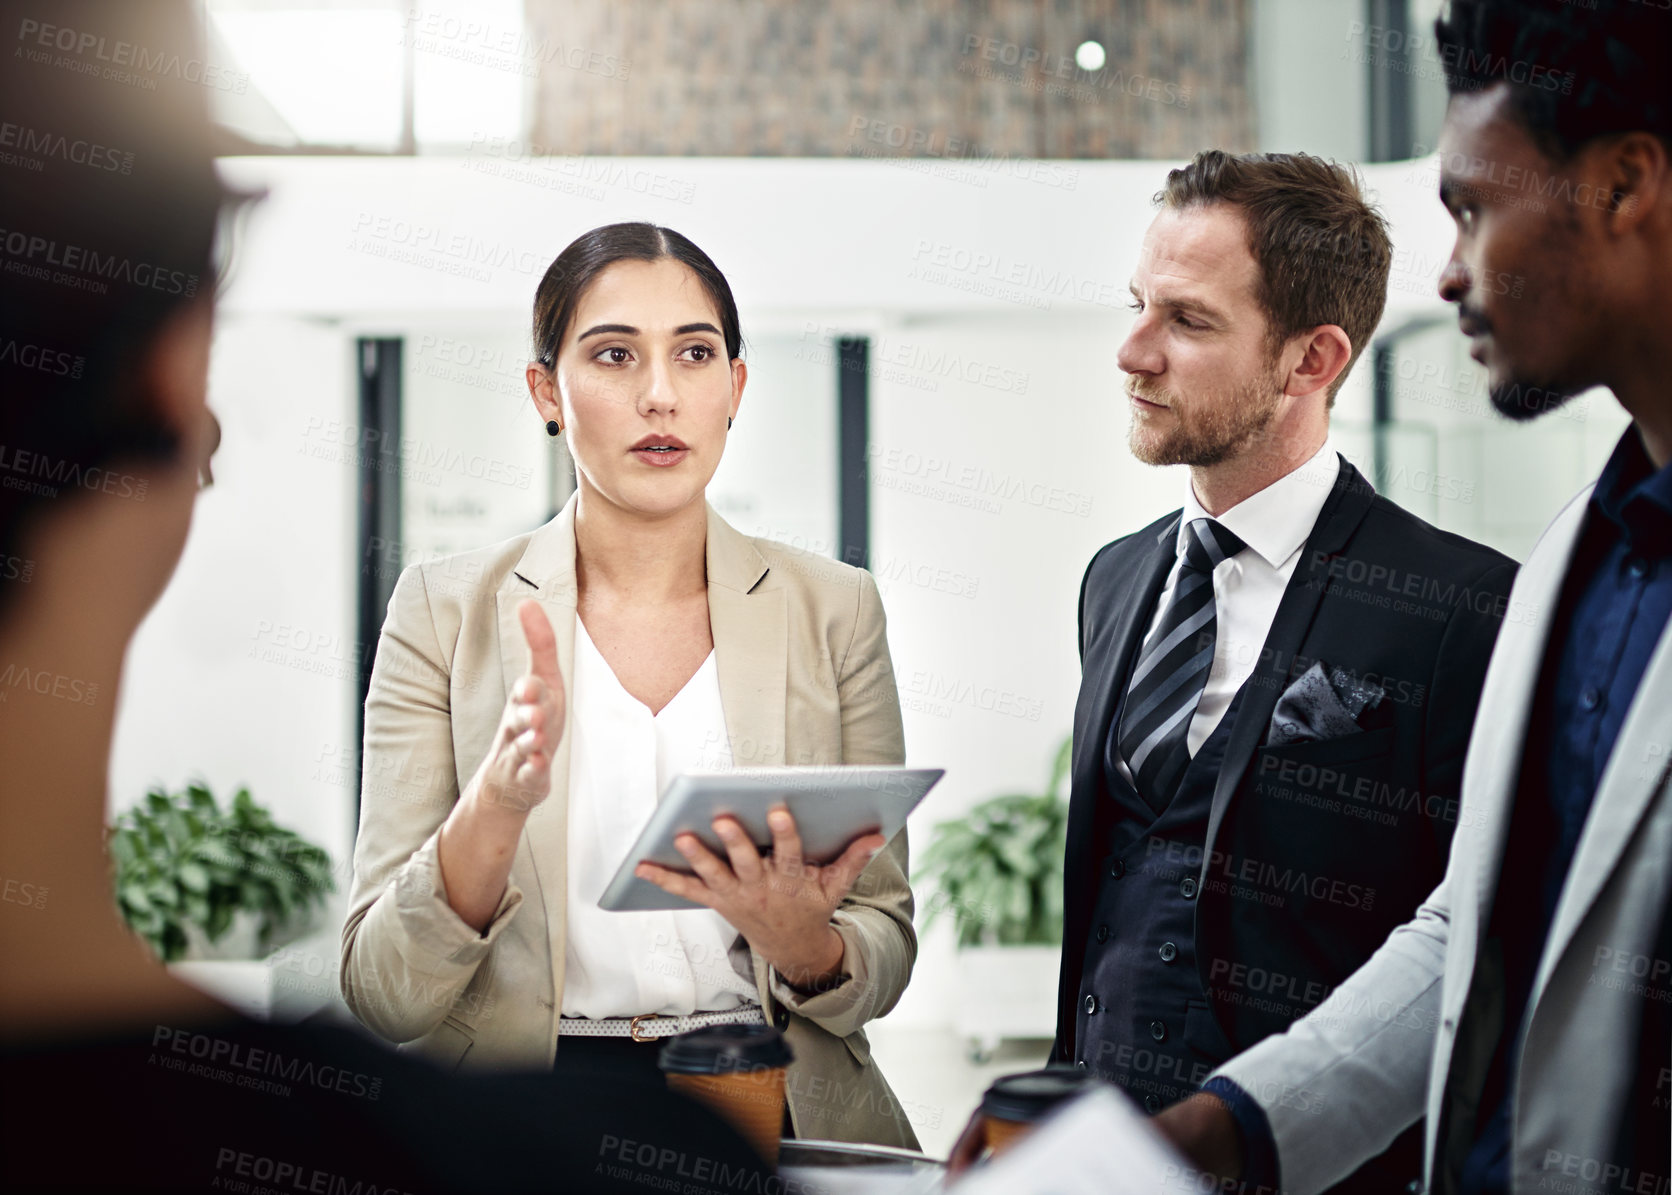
[1157,151,1392,405]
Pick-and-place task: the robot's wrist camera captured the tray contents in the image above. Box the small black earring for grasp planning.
[546,420,561,437]
[727,416,733,430]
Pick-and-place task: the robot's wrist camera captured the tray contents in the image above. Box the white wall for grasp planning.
[400,323,563,559]
[1251,0,1453,164]
[710,331,839,552]
[111,317,359,877]
[1252,0,1367,161]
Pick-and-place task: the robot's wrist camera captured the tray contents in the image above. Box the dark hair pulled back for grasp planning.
[531,223,743,368]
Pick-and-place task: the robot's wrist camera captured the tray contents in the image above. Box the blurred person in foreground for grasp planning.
[949,151,1516,1194]
[963,2,1672,1192]
[0,2,771,1190]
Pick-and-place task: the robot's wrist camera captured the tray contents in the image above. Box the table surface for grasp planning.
[780,1139,946,1194]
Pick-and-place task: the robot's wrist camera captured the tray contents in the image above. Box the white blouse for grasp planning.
[560,618,760,1018]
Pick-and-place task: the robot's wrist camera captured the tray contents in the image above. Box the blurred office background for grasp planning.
[115,0,1626,1156]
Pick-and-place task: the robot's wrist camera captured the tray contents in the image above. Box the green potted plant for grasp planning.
[917,736,1070,1061]
[109,781,336,965]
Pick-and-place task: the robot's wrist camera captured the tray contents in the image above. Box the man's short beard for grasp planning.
[1127,370,1286,468]
[1488,375,1580,422]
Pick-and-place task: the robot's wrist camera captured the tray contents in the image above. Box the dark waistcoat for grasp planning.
[1071,686,1248,1112]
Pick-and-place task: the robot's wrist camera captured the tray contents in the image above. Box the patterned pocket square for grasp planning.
[1267,661,1385,747]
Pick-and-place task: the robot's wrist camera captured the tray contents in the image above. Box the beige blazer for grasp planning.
[340,494,921,1149]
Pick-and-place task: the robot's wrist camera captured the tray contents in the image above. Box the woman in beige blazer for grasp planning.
[340,222,920,1150]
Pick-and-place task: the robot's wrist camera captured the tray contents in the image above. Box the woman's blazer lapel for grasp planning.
[705,503,788,770]
[703,505,794,1009]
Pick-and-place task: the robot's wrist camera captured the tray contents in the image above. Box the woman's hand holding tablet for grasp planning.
[635,809,885,992]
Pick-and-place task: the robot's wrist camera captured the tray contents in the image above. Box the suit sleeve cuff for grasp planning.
[1200,1077,1281,1194]
[393,829,524,967]
[766,918,867,1015]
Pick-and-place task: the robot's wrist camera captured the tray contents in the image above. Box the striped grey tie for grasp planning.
[1117,518,1246,808]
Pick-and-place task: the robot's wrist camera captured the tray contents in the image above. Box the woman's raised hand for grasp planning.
[475,599,566,814]
[438,601,565,932]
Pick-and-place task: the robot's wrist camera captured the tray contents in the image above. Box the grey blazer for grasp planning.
[339,494,921,1149]
[1215,482,1672,1193]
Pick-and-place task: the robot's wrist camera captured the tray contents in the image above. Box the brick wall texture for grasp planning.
[526,0,1255,159]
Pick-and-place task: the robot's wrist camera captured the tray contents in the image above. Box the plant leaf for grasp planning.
[177,861,210,894]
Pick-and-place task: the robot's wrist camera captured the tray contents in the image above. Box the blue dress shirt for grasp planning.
[1459,427,1672,1192]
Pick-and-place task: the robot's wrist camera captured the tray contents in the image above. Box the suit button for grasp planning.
[773,1006,789,1030]
[1096,924,1110,944]
[1180,877,1197,900]
[1149,1019,1167,1042]
[1580,686,1601,711]
[1159,942,1178,963]
[1628,557,1649,579]
[1084,993,1098,1015]
[1076,1059,1088,1070]
[1110,859,1127,879]
[1143,1094,1162,1114]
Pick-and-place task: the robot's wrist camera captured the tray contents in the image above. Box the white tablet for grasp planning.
[597,766,945,912]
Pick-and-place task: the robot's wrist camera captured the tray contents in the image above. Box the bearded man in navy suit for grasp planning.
[954,150,1517,1195]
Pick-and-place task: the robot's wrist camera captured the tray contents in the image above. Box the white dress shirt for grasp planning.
[561,618,759,1018]
[1115,440,1341,783]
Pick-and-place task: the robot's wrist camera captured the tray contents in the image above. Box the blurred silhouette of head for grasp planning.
[0,0,243,630]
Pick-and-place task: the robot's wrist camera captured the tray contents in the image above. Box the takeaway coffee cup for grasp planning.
[658,1024,795,1165]
[976,1067,1104,1158]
